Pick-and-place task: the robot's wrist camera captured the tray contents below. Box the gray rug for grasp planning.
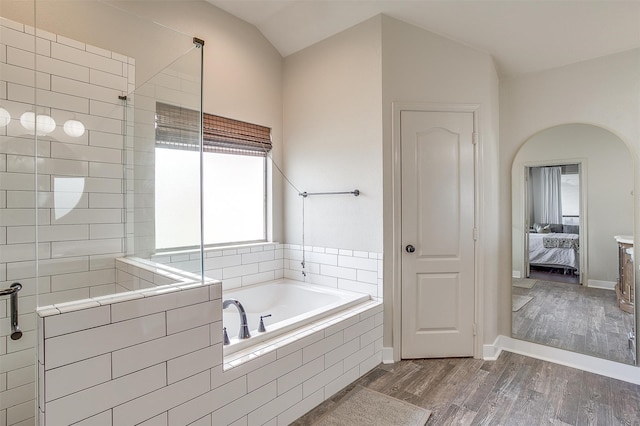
[313,386,431,426]
[513,278,537,289]
[512,295,534,311]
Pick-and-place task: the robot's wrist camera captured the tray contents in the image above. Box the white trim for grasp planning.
[588,279,616,290]
[512,270,521,279]
[482,335,503,360]
[391,102,483,361]
[498,335,640,385]
[382,347,395,364]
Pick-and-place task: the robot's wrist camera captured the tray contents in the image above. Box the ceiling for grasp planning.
[205,0,640,76]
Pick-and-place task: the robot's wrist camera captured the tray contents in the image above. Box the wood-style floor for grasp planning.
[513,280,635,365]
[293,351,640,425]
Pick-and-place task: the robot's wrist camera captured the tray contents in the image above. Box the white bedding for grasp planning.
[529,232,579,270]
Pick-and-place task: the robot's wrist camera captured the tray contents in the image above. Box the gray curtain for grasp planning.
[531,166,563,224]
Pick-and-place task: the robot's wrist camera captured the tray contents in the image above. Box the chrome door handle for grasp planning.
[405,245,416,253]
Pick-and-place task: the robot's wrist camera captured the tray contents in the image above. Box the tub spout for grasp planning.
[223,298,251,339]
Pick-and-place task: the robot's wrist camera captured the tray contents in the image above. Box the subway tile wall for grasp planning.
[151,243,383,300]
[37,276,382,425]
[0,17,133,426]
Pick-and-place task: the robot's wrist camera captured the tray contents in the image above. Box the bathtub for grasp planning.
[222,279,370,355]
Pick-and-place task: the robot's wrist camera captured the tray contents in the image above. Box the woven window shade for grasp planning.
[155,102,272,156]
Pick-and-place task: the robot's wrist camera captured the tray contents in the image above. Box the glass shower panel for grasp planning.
[125,45,204,277]
[1,1,200,423]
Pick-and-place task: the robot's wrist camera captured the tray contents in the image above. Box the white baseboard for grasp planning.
[482,335,504,360]
[497,335,640,385]
[588,279,616,290]
[512,271,522,279]
[382,347,395,364]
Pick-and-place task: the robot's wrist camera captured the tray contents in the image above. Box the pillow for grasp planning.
[563,224,579,234]
[539,225,551,234]
[549,223,563,233]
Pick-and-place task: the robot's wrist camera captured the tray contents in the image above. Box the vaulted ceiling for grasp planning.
[206,0,640,76]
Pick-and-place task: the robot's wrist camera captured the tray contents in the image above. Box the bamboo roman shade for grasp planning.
[155,102,272,156]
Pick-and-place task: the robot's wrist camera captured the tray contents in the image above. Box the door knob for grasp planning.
[405,245,415,253]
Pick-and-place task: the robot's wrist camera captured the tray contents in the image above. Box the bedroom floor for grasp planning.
[512,280,634,364]
[529,266,580,284]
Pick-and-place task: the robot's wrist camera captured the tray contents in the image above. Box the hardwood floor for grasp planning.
[513,280,634,364]
[292,352,640,425]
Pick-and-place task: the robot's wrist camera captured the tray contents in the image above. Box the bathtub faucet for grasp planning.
[223,299,251,339]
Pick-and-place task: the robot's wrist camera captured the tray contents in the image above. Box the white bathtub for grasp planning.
[222,279,370,355]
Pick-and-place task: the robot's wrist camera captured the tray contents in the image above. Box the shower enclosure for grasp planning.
[0,2,205,424]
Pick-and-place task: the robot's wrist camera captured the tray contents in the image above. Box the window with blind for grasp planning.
[154,102,271,250]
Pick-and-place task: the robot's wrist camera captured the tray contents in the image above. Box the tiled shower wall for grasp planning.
[0,17,133,426]
[151,243,383,300]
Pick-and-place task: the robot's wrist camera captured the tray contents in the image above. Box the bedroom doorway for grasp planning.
[523,163,584,285]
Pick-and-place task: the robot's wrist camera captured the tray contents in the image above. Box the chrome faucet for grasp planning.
[223,298,251,339]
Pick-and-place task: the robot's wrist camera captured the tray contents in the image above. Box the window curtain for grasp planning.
[531,166,563,224]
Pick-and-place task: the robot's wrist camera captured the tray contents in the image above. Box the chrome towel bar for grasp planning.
[299,189,360,198]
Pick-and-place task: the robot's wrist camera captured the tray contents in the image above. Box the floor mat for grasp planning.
[312,386,431,426]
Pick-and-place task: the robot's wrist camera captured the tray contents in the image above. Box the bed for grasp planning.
[529,230,580,272]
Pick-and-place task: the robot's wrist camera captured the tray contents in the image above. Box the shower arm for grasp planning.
[0,283,22,340]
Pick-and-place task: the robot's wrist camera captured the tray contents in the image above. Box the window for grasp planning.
[154,103,271,250]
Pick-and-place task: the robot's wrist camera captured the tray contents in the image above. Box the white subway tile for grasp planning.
[45,364,165,425]
[359,350,382,376]
[0,348,34,374]
[338,255,377,272]
[320,264,357,280]
[89,162,123,179]
[136,412,167,426]
[167,344,222,384]
[0,27,34,53]
[85,44,112,59]
[360,324,383,349]
[111,286,210,322]
[222,264,259,280]
[6,399,34,425]
[72,410,112,426]
[6,365,34,389]
[89,223,124,239]
[36,54,89,82]
[325,365,359,399]
[51,43,122,76]
[166,300,221,335]
[167,376,246,425]
[241,250,274,264]
[112,325,208,378]
[0,381,32,410]
[302,360,342,399]
[247,384,300,426]
[52,208,121,225]
[343,343,375,373]
[356,269,378,284]
[241,271,275,286]
[247,351,302,392]
[56,35,85,50]
[275,329,324,359]
[90,69,127,91]
[45,312,166,369]
[304,273,337,288]
[112,370,209,426]
[337,280,376,298]
[51,238,122,258]
[212,382,277,426]
[45,353,111,401]
[302,332,343,364]
[277,356,324,396]
[305,251,337,266]
[276,388,324,425]
[203,254,241,270]
[44,305,110,338]
[324,336,360,369]
[89,131,122,149]
[0,242,49,262]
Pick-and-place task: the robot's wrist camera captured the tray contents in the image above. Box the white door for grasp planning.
[400,110,476,359]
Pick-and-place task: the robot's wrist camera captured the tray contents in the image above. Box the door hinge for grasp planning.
[473,323,477,336]
[473,227,478,241]
[472,132,478,145]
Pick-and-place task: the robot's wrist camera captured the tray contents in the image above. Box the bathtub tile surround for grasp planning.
[37,260,382,425]
[1,17,134,426]
[151,243,383,300]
